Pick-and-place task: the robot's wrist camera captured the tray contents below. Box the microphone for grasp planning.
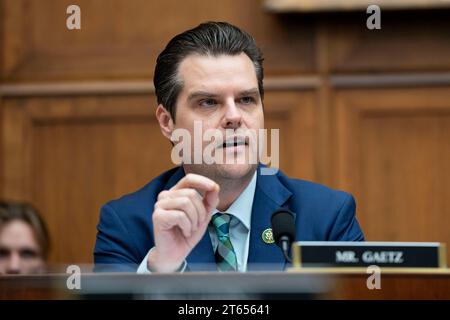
[271,209,296,263]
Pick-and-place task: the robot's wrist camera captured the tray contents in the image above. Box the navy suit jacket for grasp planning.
[94,165,364,272]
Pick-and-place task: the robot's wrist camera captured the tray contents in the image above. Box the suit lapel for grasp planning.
[164,166,185,189]
[247,166,293,271]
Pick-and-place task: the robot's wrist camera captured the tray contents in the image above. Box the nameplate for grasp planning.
[292,242,446,268]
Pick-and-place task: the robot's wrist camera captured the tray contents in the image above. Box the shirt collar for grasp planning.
[214,171,257,230]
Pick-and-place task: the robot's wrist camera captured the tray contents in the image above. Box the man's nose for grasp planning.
[6,252,21,274]
[222,100,242,129]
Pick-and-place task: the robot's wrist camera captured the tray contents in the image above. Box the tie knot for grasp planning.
[212,213,232,237]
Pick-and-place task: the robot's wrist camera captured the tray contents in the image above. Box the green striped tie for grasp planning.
[211,213,238,272]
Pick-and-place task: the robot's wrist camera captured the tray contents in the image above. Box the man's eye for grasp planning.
[239,96,255,105]
[199,99,217,107]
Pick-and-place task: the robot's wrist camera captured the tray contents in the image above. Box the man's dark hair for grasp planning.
[0,201,50,260]
[154,21,264,121]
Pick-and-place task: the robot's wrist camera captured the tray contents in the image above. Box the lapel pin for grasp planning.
[261,228,274,244]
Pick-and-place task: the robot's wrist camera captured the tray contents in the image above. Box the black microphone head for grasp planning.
[271,209,295,247]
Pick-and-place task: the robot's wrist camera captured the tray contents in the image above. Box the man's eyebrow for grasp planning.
[187,91,219,102]
[187,88,260,102]
[238,88,260,96]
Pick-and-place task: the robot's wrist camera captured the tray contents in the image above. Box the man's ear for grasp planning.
[156,104,174,140]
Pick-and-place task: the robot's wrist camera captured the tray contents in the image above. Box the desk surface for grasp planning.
[1,269,449,300]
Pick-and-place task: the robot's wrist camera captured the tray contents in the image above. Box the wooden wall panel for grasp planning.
[32,117,174,263]
[0,98,2,197]
[0,90,318,263]
[324,11,450,72]
[1,100,33,201]
[2,0,316,82]
[264,90,317,181]
[333,87,450,261]
[1,95,170,263]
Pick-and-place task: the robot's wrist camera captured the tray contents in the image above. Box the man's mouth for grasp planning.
[220,137,248,149]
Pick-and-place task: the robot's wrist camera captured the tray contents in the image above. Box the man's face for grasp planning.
[0,220,45,274]
[169,53,264,181]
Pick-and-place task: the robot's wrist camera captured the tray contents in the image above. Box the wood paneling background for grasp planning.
[1,0,449,264]
[333,88,450,244]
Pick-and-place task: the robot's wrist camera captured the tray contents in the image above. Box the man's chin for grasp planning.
[184,163,257,181]
[214,163,257,180]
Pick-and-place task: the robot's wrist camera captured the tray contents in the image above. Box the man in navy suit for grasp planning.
[94,22,364,273]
